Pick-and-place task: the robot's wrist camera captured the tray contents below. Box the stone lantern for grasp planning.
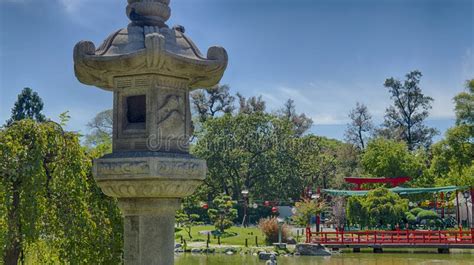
[73,0,227,264]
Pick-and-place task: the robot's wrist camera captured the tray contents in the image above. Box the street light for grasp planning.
[463,191,471,228]
[241,189,249,228]
[277,217,285,246]
[311,192,321,232]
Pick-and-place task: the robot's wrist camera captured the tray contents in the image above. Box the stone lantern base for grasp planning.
[120,198,180,265]
[93,152,206,265]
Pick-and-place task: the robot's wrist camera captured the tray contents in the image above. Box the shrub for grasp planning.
[207,194,238,233]
[416,210,438,221]
[292,198,326,227]
[404,212,417,224]
[258,217,289,244]
[410,207,424,216]
[346,188,408,228]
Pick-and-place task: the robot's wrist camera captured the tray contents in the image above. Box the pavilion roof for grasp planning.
[322,186,464,197]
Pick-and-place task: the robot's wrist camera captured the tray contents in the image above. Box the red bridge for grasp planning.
[308,228,474,252]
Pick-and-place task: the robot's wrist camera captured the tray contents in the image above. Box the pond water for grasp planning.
[175,251,474,265]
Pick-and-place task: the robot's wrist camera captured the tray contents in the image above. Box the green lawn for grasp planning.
[175,225,269,247]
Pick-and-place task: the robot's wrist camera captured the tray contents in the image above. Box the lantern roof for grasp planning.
[73,0,228,91]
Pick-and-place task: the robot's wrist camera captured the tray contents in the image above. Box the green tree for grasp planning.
[379,70,438,150]
[191,85,235,122]
[292,198,326,227]
[175,195,205,239]
[346,195,367,227]
[236,93,266,114]
[430,81,474,187]
[193,112,301,200]
[346,188,408,228]
[207,194,238,233]
[6,87,46,125]
[362,138,422,179]
[430,125,474,187]
[176,211,202,239]
[278,98,314,137]
[453,79,474,126]
[0,120,122,264]
[84,109,113,150]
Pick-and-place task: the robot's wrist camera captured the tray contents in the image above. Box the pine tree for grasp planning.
[6,87,46,125]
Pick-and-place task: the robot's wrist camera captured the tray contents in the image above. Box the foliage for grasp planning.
[193,112,301,200]
[416,210,438,221]
[207,194,238,233]
[191,84,235,122]
[292,198,326,227]
[378,70,438,150]
[409,207,424,216]
[429,80,474,187]
[84,109,113,150]
[404,212,417,225]
[361,138,423,179]
[278,99,313,137]
[236,93,266,114]
[453,79,474,126]
[258,217,289,244]
[0,120,122,264]
[346,188,408,228]
[6,87,46,125]
[345,102,373,150]
[176,210,203,239]
[176,194,205,239]
[346,195,367,227]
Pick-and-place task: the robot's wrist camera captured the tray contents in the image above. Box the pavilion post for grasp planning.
[456,191,461,227]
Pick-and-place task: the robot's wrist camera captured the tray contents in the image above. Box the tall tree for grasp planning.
[236,93,266,114]
[6,87,46,125]
[191,84,235,122]
[362,138,423,179]
[453,79,474,126]
[84,109,113,149]
[430,80,474,187]
[379,70,438,150]
[0,120,122,264]
[278,99,314,137]
[193,113,301,200]
[344,102,373,149]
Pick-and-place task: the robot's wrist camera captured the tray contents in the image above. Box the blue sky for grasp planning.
[0,0,472,140]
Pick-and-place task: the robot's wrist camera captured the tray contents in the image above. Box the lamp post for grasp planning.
[456,191,461,227]
[312,192,321,233]
[277,217,285,246]
[241,189,249,227]
[463,191,471,228]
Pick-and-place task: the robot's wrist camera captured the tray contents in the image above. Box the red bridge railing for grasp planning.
[309,228,474,246]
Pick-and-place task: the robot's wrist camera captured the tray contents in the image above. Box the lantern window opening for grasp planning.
[125,95,146,130]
